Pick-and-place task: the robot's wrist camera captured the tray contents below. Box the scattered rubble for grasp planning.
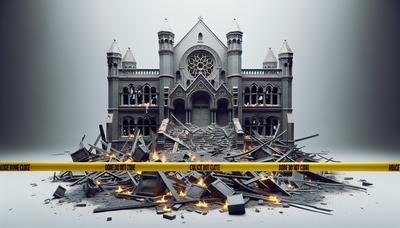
[48,121,372,218]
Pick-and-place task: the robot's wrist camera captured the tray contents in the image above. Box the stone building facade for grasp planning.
[106,18,294,146]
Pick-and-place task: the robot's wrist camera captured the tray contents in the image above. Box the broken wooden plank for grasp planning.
[224,130,287,159]
[158,171,180,202]
[294,133,319,142]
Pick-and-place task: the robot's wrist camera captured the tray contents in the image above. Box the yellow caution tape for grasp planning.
[0,162,399,172]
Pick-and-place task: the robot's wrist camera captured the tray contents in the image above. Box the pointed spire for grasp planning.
[159,18,173,32]
[280,40,293,54]
[107,39,121,54]
[263,48,277,63]
[122,48,136,63]
[229,18,241,32]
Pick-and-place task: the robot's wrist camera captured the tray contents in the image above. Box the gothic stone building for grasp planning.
[106,18,294,147]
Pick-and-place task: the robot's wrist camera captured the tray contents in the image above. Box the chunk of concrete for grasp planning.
[53,185,66,198]
[227,194,246,215]
[208,179,234,199]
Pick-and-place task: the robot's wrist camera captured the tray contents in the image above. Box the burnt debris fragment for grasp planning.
[50,120,369,216]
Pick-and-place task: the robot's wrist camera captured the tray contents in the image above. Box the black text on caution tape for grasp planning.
[0,164,31,171]
[104,164,136,171]
[278,164,310,172]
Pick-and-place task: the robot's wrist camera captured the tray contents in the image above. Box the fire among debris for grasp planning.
[50,122,371,218]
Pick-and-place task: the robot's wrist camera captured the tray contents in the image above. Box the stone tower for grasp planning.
[158,19,175,123]
[226,19,243,119]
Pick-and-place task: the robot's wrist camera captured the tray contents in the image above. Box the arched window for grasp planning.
[265,86,272,105]
[244,118,251,134]
[122,87,129,105]
[244,87,250,105]
[272,87,279,105]
[198,32,203,41]
[122,117,135,137]
[129,84,136,105]
[144,118,150,136]
[266,116,279,136]
[176,71,181,83]
[252,117,259,135]
[257,87,264,105]
[258,118,264,135]
[144,85,150,103]
[220,71,226,83]
[150,118,157,134]
[137,118,143,136]
[136,86,143,104]
[251,85,257,105]
[151,87,157,105]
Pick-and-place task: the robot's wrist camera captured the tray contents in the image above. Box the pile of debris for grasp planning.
[50,122,369,219]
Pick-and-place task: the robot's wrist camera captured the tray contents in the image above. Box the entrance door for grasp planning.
[216,99,229,126]
[173,99,186,123]
[191,92,210,126]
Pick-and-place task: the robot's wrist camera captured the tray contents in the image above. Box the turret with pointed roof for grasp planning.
[159,18,173,33]
[122,48,137,69]
[278,40,293,76]
[279,40,293,54]
[107,39,121,54]
[107,39,122,76]
[228,18,242,33]
[263,48,278,69]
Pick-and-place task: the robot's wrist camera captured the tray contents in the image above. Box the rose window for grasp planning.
[187,51,214,77]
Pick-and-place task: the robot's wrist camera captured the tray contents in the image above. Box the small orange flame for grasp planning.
[162,205,172,212]
[165,192,172,197]
[287,183,294,189]
[268,195,280,204]
[197,178,207,188]
[178,190,186,198]
[95,179,101,185]
[152,151,159,161]
[223,200,228,211]
[161,154,167,163]
[195,200,208,208]
[115,186,123,193]
[156,195,167,203]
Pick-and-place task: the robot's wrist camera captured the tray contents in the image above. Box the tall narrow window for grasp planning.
[251,117,258,134]
[244,87,250,105]
[144,85,150,103]
[129,84,135,105]
[220,71,226,83]
[151,87,157,105]
[251,85,257,105]
[198,32,203,42]
[266,117,279,136]
[137,86,143,104]
[258,118,264,135]
[122,117,135,137]
[122,87,129,105]
[137,118,143,136]
[144,118,150,136]
[163,87,169,106]
[265,86,272,105]
[176,71,181,83]
[232,86,238,106]
[244,118,251,134]
[150,118,157,134]
[272,87,279,105]
[257,87,264,105]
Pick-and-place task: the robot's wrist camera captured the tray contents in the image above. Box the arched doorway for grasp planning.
[216,99,229,126]
[191,91,210,126]
[173,99,186,123]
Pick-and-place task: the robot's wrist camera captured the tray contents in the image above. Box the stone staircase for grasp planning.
[163,122,236,154]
